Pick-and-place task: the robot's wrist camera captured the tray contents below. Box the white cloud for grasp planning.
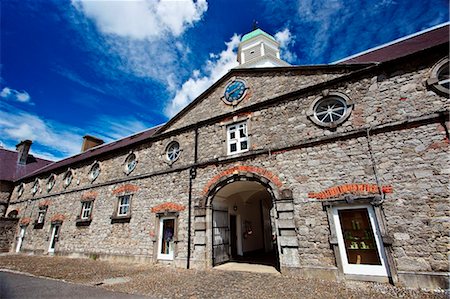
[86,115,152,141]
[0,104,83,158]
[0,87,31,103]
[164,34,240,117]
[274,28,298,63]
[72,0,208,40]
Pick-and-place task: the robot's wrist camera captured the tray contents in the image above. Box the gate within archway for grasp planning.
[211,180,278,268]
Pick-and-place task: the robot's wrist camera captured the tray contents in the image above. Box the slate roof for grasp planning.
[19,125,162,181]
[334,23,449,64]
[0,148,53,182]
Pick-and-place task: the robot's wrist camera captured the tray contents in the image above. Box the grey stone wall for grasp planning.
[5,50,449,288]
[0,218,18,252]
[0,181,13,216]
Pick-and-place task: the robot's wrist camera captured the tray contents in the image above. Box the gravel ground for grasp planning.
[0,254,447,299]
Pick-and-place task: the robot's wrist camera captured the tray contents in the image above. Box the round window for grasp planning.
[63,170,73,187]
[32,180,39,195]
[427,57,449,96]
[90,163,100,181]
[46,175,56,191]
[314,97,348,124]
[125,153,137,174]
[307,91,353,128]
[17,183,24,198]
[166,141,181,162]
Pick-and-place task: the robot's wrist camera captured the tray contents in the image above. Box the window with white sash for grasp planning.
[227,121,249,155]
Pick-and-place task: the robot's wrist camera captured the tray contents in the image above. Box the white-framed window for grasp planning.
[333,205,389,277]
[427,57,449,96]
[46,174,56,192]
[80,201,93,220]
[227,121,249,155]
[117,195,131,216]
[37,206,47,224]
[307,91,353,128]
[63,170,73,188]
[32,179,40,195]
[17,183,24,198]
[89,162,101,181]
[124,153,137,174]
[166,141,181,163]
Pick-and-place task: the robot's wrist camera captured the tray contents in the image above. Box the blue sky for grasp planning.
[1,0,448,161]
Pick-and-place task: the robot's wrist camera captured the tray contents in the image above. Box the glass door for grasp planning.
[15,227,26,253]
[48,224,61,253]
[157,217,175,260]
[333,205,389,277]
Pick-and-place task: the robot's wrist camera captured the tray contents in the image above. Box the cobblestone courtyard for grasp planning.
[0,255,447,298]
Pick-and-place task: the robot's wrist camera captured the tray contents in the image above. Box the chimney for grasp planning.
[81,135,104,152]
[16,140,32,165]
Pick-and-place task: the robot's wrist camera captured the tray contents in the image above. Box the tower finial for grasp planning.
[252,20,259,30]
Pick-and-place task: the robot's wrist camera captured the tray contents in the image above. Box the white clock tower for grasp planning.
[236,28,290,68]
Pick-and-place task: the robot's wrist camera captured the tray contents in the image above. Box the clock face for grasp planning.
[224,80,246,103]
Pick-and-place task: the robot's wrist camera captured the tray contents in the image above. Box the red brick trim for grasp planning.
[203,165,283,195]
[19,217,32,225]
[151,202,185,213]
[38,200,51,207]
[50,213,65,222]
[112,184,139,194]
[81,191,98,200]
[308,183,393,200]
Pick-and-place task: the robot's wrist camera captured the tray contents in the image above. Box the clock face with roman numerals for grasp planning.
[224,79,246,104]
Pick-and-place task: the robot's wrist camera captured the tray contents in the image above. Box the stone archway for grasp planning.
[202,170,282,270]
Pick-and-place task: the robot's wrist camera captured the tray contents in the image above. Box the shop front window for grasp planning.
[333,205,389,277]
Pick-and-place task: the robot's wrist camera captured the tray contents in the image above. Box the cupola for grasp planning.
[237,28,290,68]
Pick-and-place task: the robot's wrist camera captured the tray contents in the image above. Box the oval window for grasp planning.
[166,141,181,163]
[125,153,137,174]
[89,162,101,181]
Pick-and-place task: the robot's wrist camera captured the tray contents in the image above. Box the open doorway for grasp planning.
[212,180,278,269]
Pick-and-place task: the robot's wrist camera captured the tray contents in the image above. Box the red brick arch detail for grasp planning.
[81,191,98,200]
[51,213,65,222]
[151,202,186,213]
[203,165,283,195]
[19,217,32,225]
[112,184,139,194]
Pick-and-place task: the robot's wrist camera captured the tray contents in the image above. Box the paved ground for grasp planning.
[0,254,447,299]
[0,271,151,299]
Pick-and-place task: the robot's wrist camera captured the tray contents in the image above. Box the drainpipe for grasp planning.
[366,127,384,199]
[187,126,198,269]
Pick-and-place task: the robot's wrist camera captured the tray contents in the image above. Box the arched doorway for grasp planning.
[210,178,279,269]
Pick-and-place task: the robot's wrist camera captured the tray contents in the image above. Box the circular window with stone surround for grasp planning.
[17,183,25,198]
[89,162,101,182]
[124,152,137,174]
[63,169,73,188]
[31,179,40,195]
[427,57,449,96]
[46,174,56,192]
[166,141,181,163]
[307,91,353,128]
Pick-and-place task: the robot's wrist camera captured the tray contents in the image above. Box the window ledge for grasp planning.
[75,218,92,227]
[110,215,131,223]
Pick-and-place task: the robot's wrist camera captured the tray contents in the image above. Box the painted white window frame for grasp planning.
[332,204,389,277]
[157,216,176,260]
[227,121,249,155]
[48,223,61,253]
[81,201,93,220]
[117,195,131,216]
[16,226,26,253]
[37,210,45,224]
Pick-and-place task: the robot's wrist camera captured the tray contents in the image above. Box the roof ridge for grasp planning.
[332,22,450,64]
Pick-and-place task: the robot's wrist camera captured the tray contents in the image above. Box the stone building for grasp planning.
[4,24,449,289]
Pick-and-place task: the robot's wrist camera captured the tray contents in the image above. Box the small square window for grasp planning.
[227,121,249,155]
[34,206,47,229]
[81,201,93,220]
[111,194,132,223]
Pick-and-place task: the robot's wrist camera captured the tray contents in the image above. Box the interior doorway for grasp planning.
[211,180,278,269]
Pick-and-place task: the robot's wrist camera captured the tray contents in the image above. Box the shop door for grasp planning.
[333,205,389,277]
[212,208,229,265]
[48,224,61,253]
[15,227,26,253]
